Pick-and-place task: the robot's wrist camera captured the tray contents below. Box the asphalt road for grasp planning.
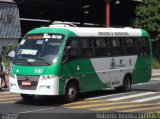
[0,77,160,119]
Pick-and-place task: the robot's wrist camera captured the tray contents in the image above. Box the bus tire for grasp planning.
[115,75,132,92]
[65,82,79,103]
[20,94,34,101]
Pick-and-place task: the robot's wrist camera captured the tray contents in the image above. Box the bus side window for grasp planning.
[137,37,150,57]
[80,38,93,58]
[124,38,137,55]
[65,37,79,60]
[70,40,79,58]
[110,38,123,56]
[94,38,110,57]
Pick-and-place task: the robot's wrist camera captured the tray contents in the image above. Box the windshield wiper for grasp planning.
[36,58,51,65]
[13,58,32,65]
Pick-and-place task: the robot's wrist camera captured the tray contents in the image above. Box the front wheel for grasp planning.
[65,82,79,103]
[115,75,132,92]
[20,94,35,101]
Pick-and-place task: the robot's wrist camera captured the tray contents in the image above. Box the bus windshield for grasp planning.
[13,33,64,66]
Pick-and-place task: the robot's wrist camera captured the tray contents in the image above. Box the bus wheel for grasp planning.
[115,75,132,92]
[20,94,34,101]
[65,82,79,103]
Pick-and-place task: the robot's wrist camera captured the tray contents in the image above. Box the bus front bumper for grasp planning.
[9,75,59,96]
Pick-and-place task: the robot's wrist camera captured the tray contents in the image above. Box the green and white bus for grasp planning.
[9,25,152,102]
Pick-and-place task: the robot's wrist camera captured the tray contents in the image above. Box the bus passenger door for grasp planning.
[61,37,95,92]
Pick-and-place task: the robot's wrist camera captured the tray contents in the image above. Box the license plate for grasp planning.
[22,81,31,86]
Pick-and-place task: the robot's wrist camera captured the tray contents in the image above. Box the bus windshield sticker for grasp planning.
[43,34,51,39]
[18,49,38,55]
[43,33,63,39]
[36,40,44,45]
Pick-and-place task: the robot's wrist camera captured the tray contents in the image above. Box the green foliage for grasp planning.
[152,57,160,69]
[133,0,160,40]
[1,45,16,57]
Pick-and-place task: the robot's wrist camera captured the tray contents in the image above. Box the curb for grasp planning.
[151,73,160,78]
[152,74,160,78]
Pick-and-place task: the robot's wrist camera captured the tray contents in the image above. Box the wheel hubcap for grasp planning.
[68,87,76,98]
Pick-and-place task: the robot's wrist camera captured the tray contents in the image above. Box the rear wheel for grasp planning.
[65,82,79,103]
[115,75,132,92]
[20,94,35,101]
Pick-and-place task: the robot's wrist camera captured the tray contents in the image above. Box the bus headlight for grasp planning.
[52,58,58,64]
[41,75,56,80]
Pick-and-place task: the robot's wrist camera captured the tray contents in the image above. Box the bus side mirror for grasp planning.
[62,46,71,64]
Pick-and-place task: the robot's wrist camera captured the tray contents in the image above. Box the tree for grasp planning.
[133,0,160,40]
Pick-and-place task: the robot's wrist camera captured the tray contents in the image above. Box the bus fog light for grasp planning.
[40,85,51,89]
[41,75,55,80]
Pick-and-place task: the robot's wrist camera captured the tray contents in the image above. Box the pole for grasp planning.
[106,0,110,27]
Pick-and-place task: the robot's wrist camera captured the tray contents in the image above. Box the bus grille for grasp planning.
[17,75,40,90]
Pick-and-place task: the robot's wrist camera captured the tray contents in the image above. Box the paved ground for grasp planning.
[0,72,160,119]
[0,77,160,119]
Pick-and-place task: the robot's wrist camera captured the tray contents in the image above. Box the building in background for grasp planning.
[13,0,142,36]
[0,0,21,52]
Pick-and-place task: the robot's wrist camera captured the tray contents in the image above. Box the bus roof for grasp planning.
[63,27,149,37]
[27,27,149,37]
